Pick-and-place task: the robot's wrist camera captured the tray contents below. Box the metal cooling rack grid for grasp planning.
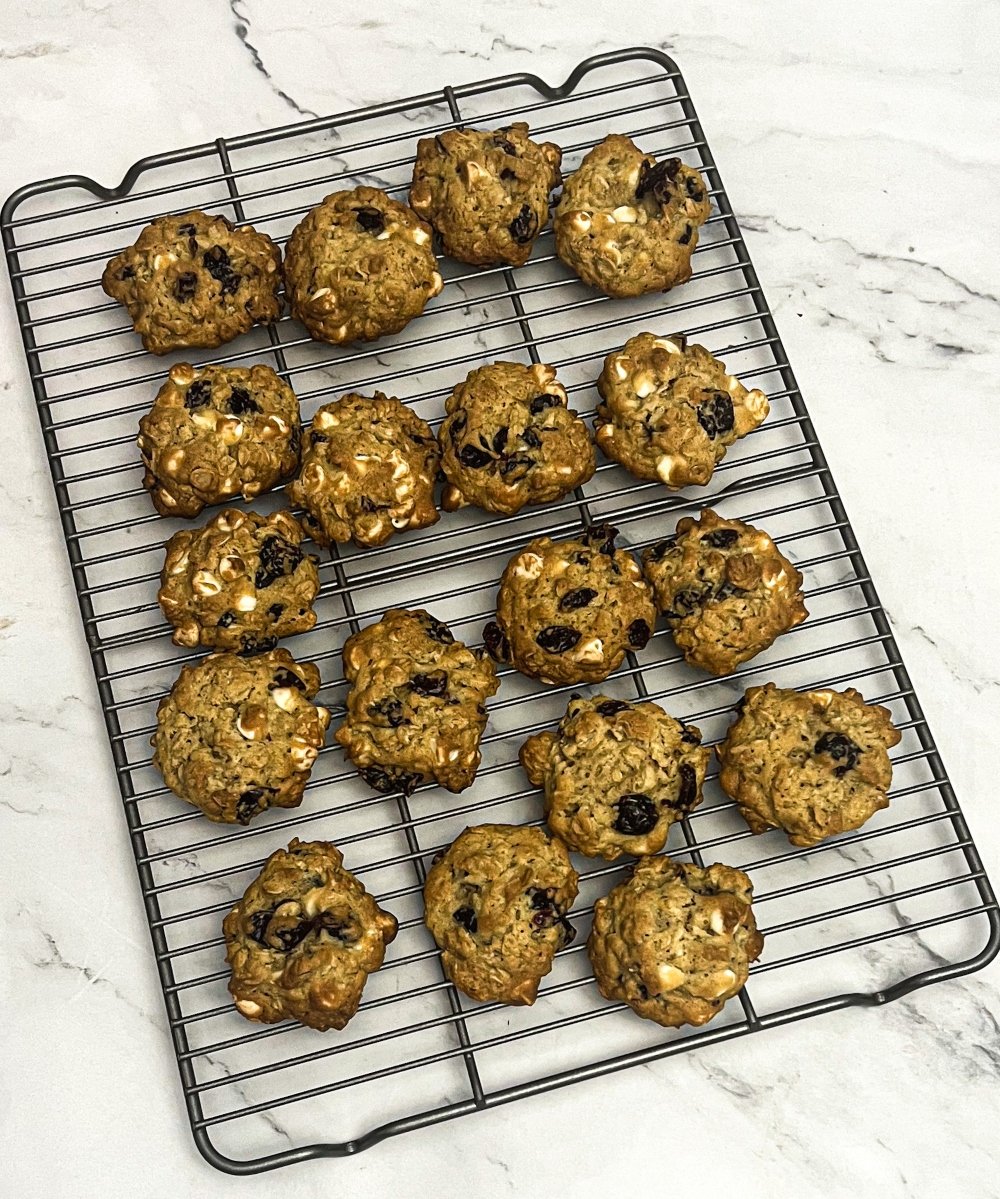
[4,47,998,1175]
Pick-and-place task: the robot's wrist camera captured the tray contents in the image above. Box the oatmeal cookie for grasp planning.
[287,392,439,547]
[595,333,769,487]
[158,508,320,651]
[717,683,902,846]
[409,122,562,266]
[152,649,330,824]
[554,136,711,297]
[642,509,807,675]
[484,524,656,685]
[138,362,300,518]
[424,824,578,1005]
[224,838,397,1030]
[438,361,595,514]
[335,609,499,795]
[283,187,442,343]
[588,857,763,1028]
[520,694,710,860]
[102,210,281,355]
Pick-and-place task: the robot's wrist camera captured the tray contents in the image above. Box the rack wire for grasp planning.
[4,47,997,1175]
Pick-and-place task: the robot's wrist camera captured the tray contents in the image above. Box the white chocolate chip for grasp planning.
[632,372,656,399]
[235,592,257,612]
[218,555,246,582]
[655,455,681,485]
[705,968,737,998]
[612,355,630,382]
[192,570,221,596]
[568,210,592,234]
[411,226,430,246]
[575,637,604,664]
[189,409,218,432]
[513,552,544,580]
[429,271,444,297]
[311,287,331,301]
[611,205,638,223]
[710,908,727,935]
[236,999,263,1018]
[744,388,770,421]
[169,364,197,387]
[269,687,297,713]
[314,409,338,430]
[656,964,687,992]
[653,337,684,354]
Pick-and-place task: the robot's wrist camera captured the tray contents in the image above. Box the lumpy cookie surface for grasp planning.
[424,824,579,1005]
[158,508,319,651]
[588,857,763,1028]
[642,508,807,675]
[283,187,442,343]
[439,361,595,515]
[287,392,439,547]
[484,525,656,685]
[153,649,330,824]
[554,136,711,297]
[102,210,282,355]
[717,684,902,846]
[335,609,499,795]
[520,694,710,860]
[410,122,562,266]
[224,838,397,1030]
[596,333,769,487]
[138,362,300,518]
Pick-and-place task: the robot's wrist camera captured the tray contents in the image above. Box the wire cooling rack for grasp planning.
[4,47,998,1175]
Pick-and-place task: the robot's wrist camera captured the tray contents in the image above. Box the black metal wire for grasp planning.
[3,46,997,1177]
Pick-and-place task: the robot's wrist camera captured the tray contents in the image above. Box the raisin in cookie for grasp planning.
[286,392,439,547]
[589,857,763,1028]
[283,187,442,344]
[596,333,769,488]
[439,361,595,515]
[424,824,579,1005]
[520,695,710,860]
[138,362,300,518]
[717,684,901,847]
[224,838,397,1030]
[158,508,319,651]
[554,136,711,298]
[153,649,330,824]
[102,211,281,355]
[484,524,656,686]
[642,509,807,676]
[410,122,562,267]
[335,609,499,796]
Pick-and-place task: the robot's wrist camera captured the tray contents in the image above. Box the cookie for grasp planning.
[588,857,763,1028]
[717,684,902,847]
[137,362,300,518]
[101,210,281,355]
[283,187,442,344]
[438,361,595,515]
[286,392,439,548]
[158,508,320,651]
[424,824,579,1005]
[484,524,656,686]
[595,333,769,488]
[223,838,397,1030]
[553,136,711,298]
[520,694,710,860]
[409,122,562,266]
[335,609,499,796]
[152,649,330,824]
[642,509,808,675]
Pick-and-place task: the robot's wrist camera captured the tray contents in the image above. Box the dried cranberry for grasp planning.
[680,725,702,745]
[499,454,534,478]
[675,763,698,810]
[453,906,477,933]
[448,411,467,440]
[492,426,508,453]
[409,671,448,698]
[522,427,542,448]
[559,587,598,611]
[535,625,581,654]
[248,907,275,945]
[697,392,735,439]
[368,697,406,726]
[236,788,266,824]
[176,222,197,236]
[530,394,561,415]
[677,223,693,245]
[508,203,538,244]
[493,135,517,155]
[173,271,197,302]
[628,619,651,649]
[815,731,862,776]
[227,386,261,416]
[528,887,555,910]
[118,266,136,280]
[636,157,681,204]
[645,537,676,562]
[583,524,617,555]
[483,621,509,661]
[270,667,306,691]
[613,794,658,835]
[458,443,493,468]
[217,610,237,628]
[239,635,278,656]
[595,699,631,717]
[500,168,516,181]
[423,614,455,644]
[354,206,385,233]
[183,380,212,411]
[686,177,705,202]
[267,603,285,620]
[359,765,423,795]
[203,245,241,295]
[669,587,709,619]
[255,536,303,588]
[272,921,313,951]
[702,528,740,548]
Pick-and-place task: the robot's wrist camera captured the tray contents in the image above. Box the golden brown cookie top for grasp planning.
[520,694,710,860]
[424,823,579,1005]
[410,122,562,266]
[588,856,763,1028]
[223,838,397,1031]
[642,508,808,675]
[596,333,769,487]
[102,210,282,354]
[717,683,902,847]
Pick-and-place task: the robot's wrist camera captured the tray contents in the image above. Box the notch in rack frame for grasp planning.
[3,47,997,1176]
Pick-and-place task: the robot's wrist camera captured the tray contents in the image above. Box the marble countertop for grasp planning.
[2,3,999,1196]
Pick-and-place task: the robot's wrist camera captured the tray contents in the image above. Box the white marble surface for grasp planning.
[2,2,1000,1196]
